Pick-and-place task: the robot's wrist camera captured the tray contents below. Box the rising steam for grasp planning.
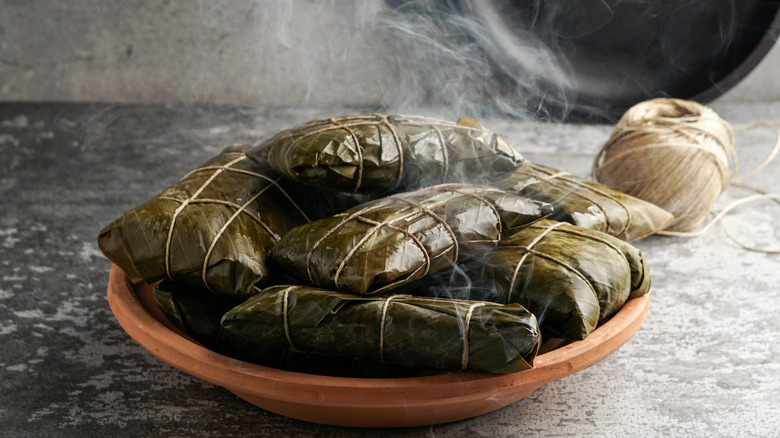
[376,0,573,121]
[252,0,572,121]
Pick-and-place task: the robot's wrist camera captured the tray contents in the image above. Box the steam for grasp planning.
[375,1,572,120]
[244,0,572,121]
[245,0,750,122]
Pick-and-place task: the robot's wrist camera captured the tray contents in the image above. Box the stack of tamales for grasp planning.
[99,114,670,376]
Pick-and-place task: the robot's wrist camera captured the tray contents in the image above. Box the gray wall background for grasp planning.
[1,0,778,108]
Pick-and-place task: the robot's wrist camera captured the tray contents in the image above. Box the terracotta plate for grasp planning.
[106,264,650,428]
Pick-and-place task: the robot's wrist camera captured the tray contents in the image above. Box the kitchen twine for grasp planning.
[512,164,635,239]
[161,153,310,292]
[378,294,485,370]
[517,98,779,253]
[306,185,497,294]
[592,98,780,253]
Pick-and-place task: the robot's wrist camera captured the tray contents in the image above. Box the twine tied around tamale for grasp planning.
[593,98,780,253]
[305,200,433,293]
[461,302,486,370]
[513,164,634,239]
[508,221,565,296]
[503,222,637,317]
[378,294,485,370]
[389,196,460,263]
[270,114,520,194]
[161,152,310,292]
[305,185,499,294]
[379,294,409,364]
[505,221,603,314]
[281,286,300,352]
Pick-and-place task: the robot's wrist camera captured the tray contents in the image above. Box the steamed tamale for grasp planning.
[98,145,357,297]
[493,162,674,241]
[153,280,428,377]
[248,114,524,194]
[220,285,541,374]
[413,219,650,340]
[272,184,553,295]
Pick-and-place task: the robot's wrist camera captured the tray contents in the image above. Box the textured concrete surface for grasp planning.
[1,102,779,437]
[1,0,779,108]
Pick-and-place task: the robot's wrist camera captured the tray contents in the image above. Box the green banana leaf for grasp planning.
[152,280,432,377]
[407,219,650,340]
[272,184,553,295]
[492,162,674,241]
[98,145,360,297]
[152,280,242,348]
[248,114,524,194]
[220,285,541,374]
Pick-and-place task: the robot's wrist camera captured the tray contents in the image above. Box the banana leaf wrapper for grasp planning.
[153,281,426,377]
[409,219,650,340]
[248,114,524,194]
[98,145,360,297]
[152,280,242,348]
[272,184,553,295]
[220,285,541,374]
[492,162,674,241]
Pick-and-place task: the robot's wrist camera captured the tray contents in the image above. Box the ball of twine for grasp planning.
[593,98,735,232]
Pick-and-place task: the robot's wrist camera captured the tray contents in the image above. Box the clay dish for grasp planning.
[107,264,650,428]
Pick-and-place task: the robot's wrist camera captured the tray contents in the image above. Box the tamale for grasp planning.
[272,184,553,295]
[152,281,424,377]
[248,114,524,194]
[413,219,650,340]
[220,285,541,374]
[98,145,355,297]
[152,280,242,348]
[492,162,674,241]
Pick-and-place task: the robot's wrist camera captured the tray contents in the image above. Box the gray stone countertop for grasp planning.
[1,102,779,437]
